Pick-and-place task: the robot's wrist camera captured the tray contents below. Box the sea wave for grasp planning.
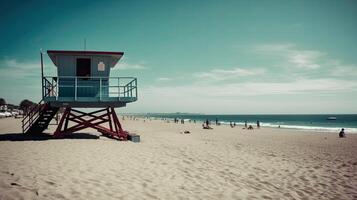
[259,123,357,133]
[214,120,357,133]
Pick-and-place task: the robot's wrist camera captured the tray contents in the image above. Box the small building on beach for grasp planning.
[22,50,138,141]
[44,50,137,107]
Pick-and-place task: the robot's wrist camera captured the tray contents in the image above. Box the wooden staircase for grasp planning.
[22,76,60,134]
[22,101,59,134]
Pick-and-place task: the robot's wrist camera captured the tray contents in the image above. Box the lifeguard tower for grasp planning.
[22,50,137,140]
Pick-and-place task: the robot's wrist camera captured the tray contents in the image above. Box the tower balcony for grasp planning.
[43,76,137,108]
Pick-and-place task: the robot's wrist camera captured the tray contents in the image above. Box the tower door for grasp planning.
[76,58,95,98]
[76,58,91,78]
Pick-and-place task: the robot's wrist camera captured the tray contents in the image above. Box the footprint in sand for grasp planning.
[45,180,56,186]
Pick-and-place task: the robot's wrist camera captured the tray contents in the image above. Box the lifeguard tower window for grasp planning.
[76,58,91,79]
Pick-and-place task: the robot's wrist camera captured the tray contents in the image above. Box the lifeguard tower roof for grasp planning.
[47,50,124,68]
[42,50,137,108]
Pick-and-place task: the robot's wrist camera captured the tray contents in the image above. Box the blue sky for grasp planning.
[0,0,357,114]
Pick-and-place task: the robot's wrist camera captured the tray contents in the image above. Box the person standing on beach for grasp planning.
[245,121,247,128]
[257,120,260,129]
[216,118,218,125]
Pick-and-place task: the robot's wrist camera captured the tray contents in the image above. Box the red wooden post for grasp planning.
[54,107,70,137]
[107,107,113,132]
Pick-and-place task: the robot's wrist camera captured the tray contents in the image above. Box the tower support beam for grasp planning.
[54,107,128,140]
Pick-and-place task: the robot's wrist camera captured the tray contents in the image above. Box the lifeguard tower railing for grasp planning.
[22,76,137,134]
[42,76,137,103]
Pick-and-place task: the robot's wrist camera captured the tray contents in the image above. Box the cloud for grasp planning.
[156,77,173,81]
[288,51,322,69]
[254,43,295,52]
[327,63,357,77]
[116,62,146,70]
[0,58,40,78]
[0,58,45,104]
[126,77,357,114]
[252,43,357,81]
[113,57,147,70]
[254,44,324,69]
[194,67,264,81]
[137,43,357,104]
[1,58,38,69]
[144,78,357,98]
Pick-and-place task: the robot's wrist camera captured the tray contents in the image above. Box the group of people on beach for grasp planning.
[229,121,236,128]
[131,116,349,138]
[202,119,213,129]
[200,119,262,130]
[174,118,185,124]
[242,120,260,130]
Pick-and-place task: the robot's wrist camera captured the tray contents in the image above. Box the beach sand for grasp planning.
[0,117,356,200]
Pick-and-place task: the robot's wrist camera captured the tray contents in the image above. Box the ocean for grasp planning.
[139,114,357,133]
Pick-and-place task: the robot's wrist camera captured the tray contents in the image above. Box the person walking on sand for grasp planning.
[257,120,260,129]
[339,128,345,138]
[244,121,247,129]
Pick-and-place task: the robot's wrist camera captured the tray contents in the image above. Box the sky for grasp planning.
[0,0,357,114]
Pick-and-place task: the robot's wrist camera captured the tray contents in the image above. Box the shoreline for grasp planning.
[130,116,357,134]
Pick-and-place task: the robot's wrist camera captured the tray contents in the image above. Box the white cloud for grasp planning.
[0,58,40,78]
[288,51,322,69]
[194,67,264,81]
[143,78,357,98]
[254,44,324,69]
[0,58,45,104]
[113,57,147,70]
[123,78,357,114]
[1,58,38,69]
[156,77,173,81]
[328,64,357,77]
[116,62,146,70]
[253,43,357,80]
[255,43,295,52]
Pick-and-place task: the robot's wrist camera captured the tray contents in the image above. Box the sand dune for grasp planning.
[0,117,356,199]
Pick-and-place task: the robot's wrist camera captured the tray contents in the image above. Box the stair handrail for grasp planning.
[21,100,46,133]
[22,77,57,133]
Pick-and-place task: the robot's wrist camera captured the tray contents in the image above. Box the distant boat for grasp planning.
[327,116,337,120]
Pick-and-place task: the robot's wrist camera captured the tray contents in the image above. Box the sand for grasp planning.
[0,116,356,200]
